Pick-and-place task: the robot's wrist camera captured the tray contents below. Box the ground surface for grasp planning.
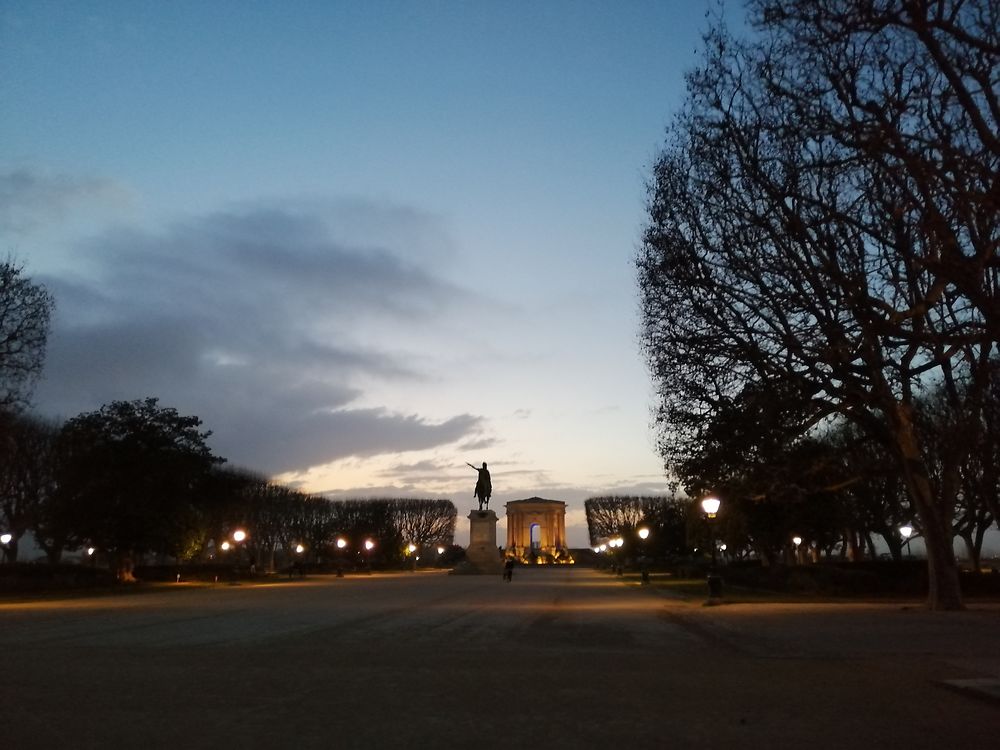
[1,567,997,749]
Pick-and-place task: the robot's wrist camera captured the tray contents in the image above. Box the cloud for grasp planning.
[458,436,498,451]
[0,167,129,234]
[32,199,483,473]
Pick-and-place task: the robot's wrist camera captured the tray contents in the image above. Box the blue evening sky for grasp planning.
[2,0,730,545]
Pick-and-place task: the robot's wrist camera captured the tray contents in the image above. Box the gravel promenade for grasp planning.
[1,567,997,749]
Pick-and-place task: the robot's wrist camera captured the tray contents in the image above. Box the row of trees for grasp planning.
[0,261,458,581]
[584,495,689,558]
[638,0,999,609]
[1,399,458,580]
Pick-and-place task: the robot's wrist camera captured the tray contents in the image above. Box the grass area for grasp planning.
[644,575,798,603]
[613,571,926,604]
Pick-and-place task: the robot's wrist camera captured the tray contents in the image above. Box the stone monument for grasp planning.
[464,509,503,574]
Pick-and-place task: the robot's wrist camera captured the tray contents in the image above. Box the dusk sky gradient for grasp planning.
[2,0,731,546]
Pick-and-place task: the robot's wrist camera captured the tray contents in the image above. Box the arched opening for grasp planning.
[529,523,541,551]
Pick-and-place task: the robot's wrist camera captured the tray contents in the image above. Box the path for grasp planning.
[0,567,996,748]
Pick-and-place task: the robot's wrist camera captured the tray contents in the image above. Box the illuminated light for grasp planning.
[407,543,417,554]
[0,533,11,545]
[437,546,445,555]
[232,530,247,543]
[792,536,802,547]
[336,538,347,549]
[87,547,96,556]
[599,544,607,552]
[593,547,600,553]
[364,539,375,551]
[221,541,231,551]
[701,497,721,518]
[899,525,913,539]
[720,544,728,551]
[295,544,305,554]
[638,527,650,540]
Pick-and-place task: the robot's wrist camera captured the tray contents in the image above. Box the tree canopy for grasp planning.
[639,0,999,609]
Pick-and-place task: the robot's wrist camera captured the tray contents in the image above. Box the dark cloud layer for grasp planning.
[33,201,482,473]
[0,168,124,234]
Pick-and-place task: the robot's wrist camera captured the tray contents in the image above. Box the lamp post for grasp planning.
[701,497,722,602]
[230,528,251,575]
[638,527,651,585]
[335,537,348,577]
[0,532,11,564]
[792,535,802,564]
[291,543,305,578]
[407,542,417,572]
[611,537,624,576]
[899,524,914,559]
[364,539,375,574]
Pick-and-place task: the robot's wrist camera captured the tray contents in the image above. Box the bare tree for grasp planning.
[390,498,457,548]
[639,1,999,609]
[0,261,54,411]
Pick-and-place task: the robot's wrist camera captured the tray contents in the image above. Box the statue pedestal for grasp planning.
[465,510,503,574]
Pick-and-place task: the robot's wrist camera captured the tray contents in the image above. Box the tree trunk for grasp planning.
[111,551,137,583]
[864,532,877,561]
[891,405,963,610]
[846,530,863,561]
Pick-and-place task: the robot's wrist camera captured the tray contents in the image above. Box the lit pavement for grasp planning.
[1,567,997,749]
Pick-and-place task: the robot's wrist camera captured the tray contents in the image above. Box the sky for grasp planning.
[1,0,728,547]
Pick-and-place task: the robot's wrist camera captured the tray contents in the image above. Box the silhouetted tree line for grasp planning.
[0,261,457,581]
[585,495,689,559]
[0,398,457,581]
[638,0,999,609]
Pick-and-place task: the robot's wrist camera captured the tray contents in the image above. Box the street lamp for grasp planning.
[792,535,802,564]
[637,527,651,584]
[899,524,914,558]
[406,543,417,572]
[0,532,10,564]
[233,529,246,543]
[220,541,231,552]
[700,497,722,602]
[335,537,348,577]
[364,538,375,574]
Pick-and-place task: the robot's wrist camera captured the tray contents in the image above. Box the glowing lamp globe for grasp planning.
[899,525,913,539]
[364,539,375,551]
[232,530,247,543]
[792,536,802,547]
[701,497,721,518]
[638,527,650,540]
[336,538,347,549]
[295,544,305,554]
[0,533,11,545]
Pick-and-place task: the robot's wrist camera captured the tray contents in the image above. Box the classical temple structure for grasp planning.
[504,497,569,562]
